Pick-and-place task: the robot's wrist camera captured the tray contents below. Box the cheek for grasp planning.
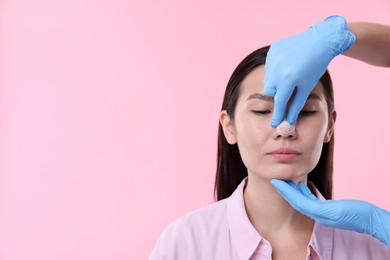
[299,117,329,160]
[235,115,270,144]
[234,115,271,161]
[309,138,326,159]
[298,113,329,139]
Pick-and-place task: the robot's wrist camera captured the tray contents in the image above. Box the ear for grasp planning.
[220,110,237,144]
[324,110,337,143]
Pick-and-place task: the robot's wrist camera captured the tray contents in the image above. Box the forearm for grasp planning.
[344,22,390,67]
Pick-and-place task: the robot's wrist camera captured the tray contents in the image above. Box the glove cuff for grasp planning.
[311,15,356,57]
[371,206,390,247]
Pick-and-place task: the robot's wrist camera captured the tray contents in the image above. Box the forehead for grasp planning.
[239,65,326,100]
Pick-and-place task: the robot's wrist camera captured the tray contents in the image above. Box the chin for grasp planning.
[275,176,307,183]
[266,168,309,182]
[272,175,306,182]
[248,164,311,182]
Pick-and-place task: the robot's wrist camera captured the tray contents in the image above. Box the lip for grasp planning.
[267,148,301,162]
[267,148,301,155]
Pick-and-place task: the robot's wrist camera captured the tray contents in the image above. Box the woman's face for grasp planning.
[220,66,336,182]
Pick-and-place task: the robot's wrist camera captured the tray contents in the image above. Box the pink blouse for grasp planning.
[150,178,390,259]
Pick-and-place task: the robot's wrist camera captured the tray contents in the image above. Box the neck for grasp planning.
[243,174,314,239]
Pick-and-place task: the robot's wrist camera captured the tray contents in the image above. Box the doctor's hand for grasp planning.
[264,15,356,127]
[271,179,390,248]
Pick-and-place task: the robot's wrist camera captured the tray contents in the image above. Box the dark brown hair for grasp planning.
[214,46,335,201]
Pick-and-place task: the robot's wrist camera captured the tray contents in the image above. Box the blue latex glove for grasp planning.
[271,179,390,248]
[264,15,356,127]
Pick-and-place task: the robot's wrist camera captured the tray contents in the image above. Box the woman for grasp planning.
[264,16,390,248]
[149,46,390,259]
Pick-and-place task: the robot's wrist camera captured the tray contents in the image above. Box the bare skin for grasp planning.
[220,66,336,259]
[244,176,314,260]
[345,22,390,67]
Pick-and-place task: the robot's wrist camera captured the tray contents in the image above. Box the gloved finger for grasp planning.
[264,45,275,75]
[263,69,277,97]
[286,180,297,190]
[271,179,319,215]
[263,81,277,97]
[286,86,311,125]
[297,182,318,201]
[271,83,295,127]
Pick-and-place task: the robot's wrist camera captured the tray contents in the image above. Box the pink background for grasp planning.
[1,1,390,259]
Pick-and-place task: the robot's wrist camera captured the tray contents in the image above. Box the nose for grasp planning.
[273,120,298,140]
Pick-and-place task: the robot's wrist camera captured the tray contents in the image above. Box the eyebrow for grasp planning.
[246,93,321,102]
[246,93,273,102]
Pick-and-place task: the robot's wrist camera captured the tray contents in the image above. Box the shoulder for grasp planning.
[332,228,390,258]
[163,198,229,238]
[149,199,231,259]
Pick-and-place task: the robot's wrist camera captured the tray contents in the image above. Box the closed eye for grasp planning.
[299,110,316,116]
[252,110,271,115]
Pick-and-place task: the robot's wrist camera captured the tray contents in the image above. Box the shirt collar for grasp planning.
[227,178,334,260]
